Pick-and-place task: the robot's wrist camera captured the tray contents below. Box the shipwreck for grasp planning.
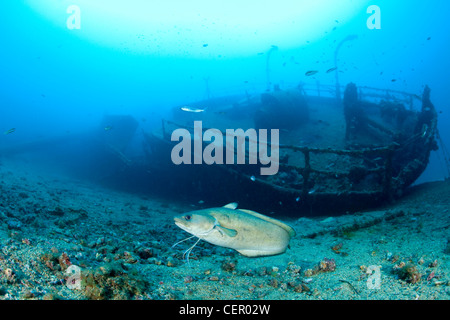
[141,82,442,216]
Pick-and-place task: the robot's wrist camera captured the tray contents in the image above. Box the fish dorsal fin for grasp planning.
[238,209,296,238]
[223,202,238,210]
[215,223,238,238]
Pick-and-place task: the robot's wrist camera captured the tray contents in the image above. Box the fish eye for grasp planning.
[184,215,191,221]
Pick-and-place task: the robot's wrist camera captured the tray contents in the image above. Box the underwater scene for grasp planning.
[1,0,450,306]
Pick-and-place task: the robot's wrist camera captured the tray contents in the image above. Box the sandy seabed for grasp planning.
[0,158,449,301]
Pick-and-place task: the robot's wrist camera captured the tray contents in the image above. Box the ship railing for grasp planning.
[161,118,398,200]
[207,82,422,110]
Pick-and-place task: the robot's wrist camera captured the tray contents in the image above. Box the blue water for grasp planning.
[1,0,449,182]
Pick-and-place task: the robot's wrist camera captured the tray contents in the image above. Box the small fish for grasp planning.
[326,67,337,73]
[325,163,335,169]
[4,128,15,135]
[250,175,256,182]
[427,37,431,40]
[421,124,428,138]
[202,44,208,47]
[180,106,206,113]
[391,79,397,82]
[308,188,316,195]
[173,203,295,260]
[305,70,318,76]
[104,126,113,131]
[295,197,301,202]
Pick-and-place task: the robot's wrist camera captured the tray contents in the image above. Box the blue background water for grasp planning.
[0,0,449,182]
